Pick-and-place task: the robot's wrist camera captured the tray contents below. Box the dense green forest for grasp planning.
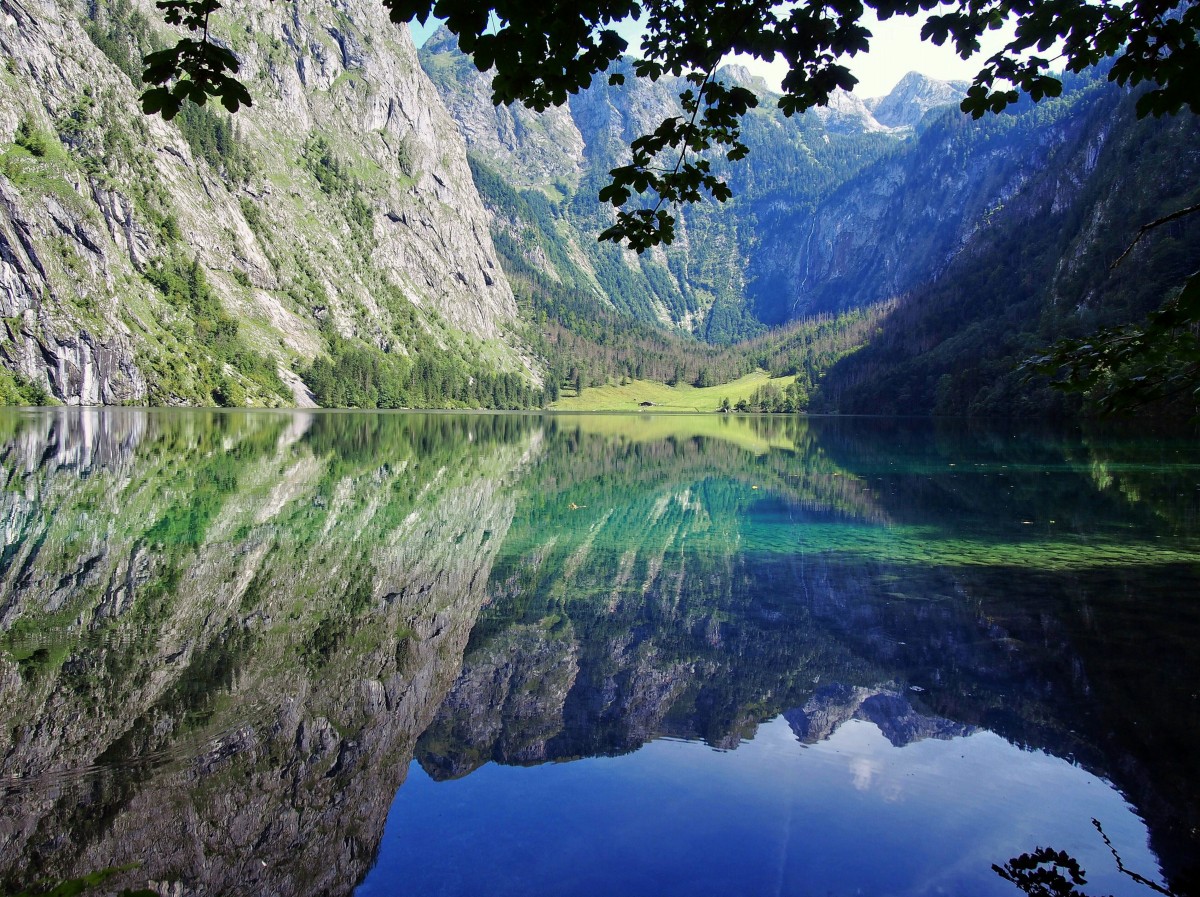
[303,334,544,410]
[512,267,890,405]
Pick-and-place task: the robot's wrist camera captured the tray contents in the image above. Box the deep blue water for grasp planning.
[362,719,1159,897]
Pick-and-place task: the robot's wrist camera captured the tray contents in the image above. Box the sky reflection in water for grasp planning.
[362,718,1160,897]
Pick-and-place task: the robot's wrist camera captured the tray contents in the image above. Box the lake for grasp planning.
[1,408,1197,896]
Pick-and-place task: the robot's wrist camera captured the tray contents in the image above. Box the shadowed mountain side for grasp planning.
[0,410,539,896]
[807,76,1200,416]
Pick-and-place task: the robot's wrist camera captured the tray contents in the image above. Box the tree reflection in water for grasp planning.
[996,820,1184,897]
[2,410,1198,896]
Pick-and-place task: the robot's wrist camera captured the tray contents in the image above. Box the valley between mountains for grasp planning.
[2,0,1197,415]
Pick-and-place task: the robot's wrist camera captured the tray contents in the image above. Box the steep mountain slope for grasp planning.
[419,31,910,343]
[750,70,1128,321]
[810,73,1200,415]
[0,0,527,406]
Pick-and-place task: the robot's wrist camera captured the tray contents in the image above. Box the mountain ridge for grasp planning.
[1,3,1197,415]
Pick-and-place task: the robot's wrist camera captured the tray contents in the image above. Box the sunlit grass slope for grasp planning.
[550,370,797,412]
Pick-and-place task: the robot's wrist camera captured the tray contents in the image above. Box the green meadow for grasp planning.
[550,370,798,413]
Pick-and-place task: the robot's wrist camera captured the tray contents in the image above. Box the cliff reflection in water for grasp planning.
[0,409,538,895]
[416,414,1199,894]
[1,410,1197,896]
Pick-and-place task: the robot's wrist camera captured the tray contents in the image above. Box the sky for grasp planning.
[730,12,1016,97]
[408,10,1016,99]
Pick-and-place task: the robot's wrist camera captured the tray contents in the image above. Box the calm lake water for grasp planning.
[1,408,1197,896]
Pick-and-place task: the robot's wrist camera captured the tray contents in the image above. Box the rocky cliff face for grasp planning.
[0,409,539,895]
[811,88,895,134]
[0,0,521,405]
[421,28,585,191]
[418,37,934,340]
[866,71,971,130]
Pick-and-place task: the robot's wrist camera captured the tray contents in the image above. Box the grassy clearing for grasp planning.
[550,370,797,412]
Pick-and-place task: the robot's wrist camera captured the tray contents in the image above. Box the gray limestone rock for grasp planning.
[869,71,970,130]
[0,0,523,404]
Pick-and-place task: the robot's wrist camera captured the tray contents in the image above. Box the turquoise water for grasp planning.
[0,409,1196,896]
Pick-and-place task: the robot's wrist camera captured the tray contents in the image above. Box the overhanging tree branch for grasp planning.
[138,0,1200,251]
[1111,202,1200,269]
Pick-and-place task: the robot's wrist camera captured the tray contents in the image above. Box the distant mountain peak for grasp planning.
[812,88,893,133]
[870,71,970,128]
[421,23,460,54]
[715,64,772,95]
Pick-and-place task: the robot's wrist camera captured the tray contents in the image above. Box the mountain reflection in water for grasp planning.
[0,409,1196,896]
